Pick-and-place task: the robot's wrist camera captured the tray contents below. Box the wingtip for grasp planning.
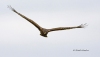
[7,5,16,12]
[7,5,11,8]
[77,23,88,28]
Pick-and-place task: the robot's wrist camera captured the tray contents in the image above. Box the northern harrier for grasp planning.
[8,6,87,37]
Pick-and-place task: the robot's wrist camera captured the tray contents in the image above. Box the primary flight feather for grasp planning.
[8,6,87,37]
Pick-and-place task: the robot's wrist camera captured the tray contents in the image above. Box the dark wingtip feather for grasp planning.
[7,5,16,12]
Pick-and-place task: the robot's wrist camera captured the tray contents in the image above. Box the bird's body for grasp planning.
[8,6,87,37]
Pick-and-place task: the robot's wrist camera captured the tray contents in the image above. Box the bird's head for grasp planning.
[40,34,48,37]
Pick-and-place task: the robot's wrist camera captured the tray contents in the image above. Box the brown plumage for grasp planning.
[8,6,87,37]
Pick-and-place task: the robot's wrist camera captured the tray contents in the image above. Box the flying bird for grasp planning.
[8,6,87,37]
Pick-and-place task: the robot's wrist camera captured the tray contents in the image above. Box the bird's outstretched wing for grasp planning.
[8,5,42,31]
[48,23,87,32]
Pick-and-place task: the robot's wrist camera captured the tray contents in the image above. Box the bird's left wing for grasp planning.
[48,23,87,32]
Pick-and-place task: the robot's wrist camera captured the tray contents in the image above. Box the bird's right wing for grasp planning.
[8,6,42,31]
